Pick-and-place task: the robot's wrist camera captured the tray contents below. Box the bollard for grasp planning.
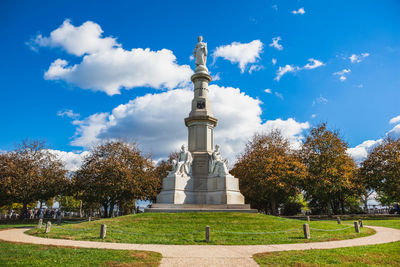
[45,221,52,233]
[100,224,107,239]
[359,219,363,228]
[337,217,341,224]
[354,221,360,233]
[307,216,310,222]
[89,216,92,222]
[37,219,43,229]
[205,225,210,243]
[303,223,310,239]
[57,216,61,225]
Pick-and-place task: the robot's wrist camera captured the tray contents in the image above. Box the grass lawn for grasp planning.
[27,213,374,245]
[0,241,161,267]
[254,217,400,266]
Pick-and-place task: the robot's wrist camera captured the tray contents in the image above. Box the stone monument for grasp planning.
[147,36,255,212]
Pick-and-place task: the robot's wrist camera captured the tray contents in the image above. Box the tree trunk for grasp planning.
[340,197,345,214]
[103,203,108,218]
[271,199,277,215]
[20,202,28,220]
[109,201,115,218]
[79,200,83,218]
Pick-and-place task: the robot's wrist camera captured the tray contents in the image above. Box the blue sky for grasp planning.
[1,0,400,168]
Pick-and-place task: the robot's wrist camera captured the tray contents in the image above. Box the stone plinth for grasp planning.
[145,204,257,213]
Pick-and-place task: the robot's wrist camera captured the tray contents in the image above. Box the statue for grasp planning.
[193,36,208,73]
[169,145,193,177]
[209,145,229,177]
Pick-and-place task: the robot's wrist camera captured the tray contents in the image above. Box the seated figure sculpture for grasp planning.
[209,145,229,177]
[168,145,192,177]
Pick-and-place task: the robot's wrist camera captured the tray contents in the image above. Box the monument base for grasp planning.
[145,204,257,213]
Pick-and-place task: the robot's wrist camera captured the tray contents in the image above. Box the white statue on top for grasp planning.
[209,145,229,177]
[169,145,193,177]
[193,36,208,74]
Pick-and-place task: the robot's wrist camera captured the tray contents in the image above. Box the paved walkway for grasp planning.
[1,226,400,266]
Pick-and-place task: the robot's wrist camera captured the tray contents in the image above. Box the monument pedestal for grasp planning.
[145,203,257,213]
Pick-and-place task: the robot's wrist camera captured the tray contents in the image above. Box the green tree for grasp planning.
[360,137,400,203]
[0,139,68,218]
[74,140,157,217]
[231,131,307,214]
[300,123,360,214]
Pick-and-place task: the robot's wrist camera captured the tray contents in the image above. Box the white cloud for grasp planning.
[31,19,193,95]
[48,149,90,172]
[312,95,328,105]
[259,118,310,150]
[269,37,283,51]
[275,65,297,81]
[248,65,264,73]
[272,58,277,65]
[348,116,400,163]
[264,88,272,94]
[69,86,309,163]
[349,53,370,63]
[387,124,400,139]
[333,69,351,82]
[389,115,400,124]
[274,92,284,100]
[303,58,325,69]
[213,40,264,73]
[271,4,278,11]
[211,72,221,81]
[292,7,305,15]
[30,19,119,56]
[347,139,382,164]
[275,58,325,81]
[57,109,80,119]
[311,114,316,118]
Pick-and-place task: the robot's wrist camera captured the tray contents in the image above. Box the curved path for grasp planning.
[1,226,400,266]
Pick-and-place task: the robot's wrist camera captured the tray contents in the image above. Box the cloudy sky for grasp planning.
[1,0,400,170]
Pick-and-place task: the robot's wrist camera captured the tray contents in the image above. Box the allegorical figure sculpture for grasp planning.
[209,145,229,177]
[169,145,193,177]
[193,35,208,73]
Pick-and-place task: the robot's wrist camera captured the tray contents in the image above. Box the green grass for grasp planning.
[27,213,374,245]
[254,217,400,266]
[0,241,161,267]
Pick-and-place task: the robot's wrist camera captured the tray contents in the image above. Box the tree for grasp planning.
[360,137,400,203]
[300,123,360,214]
[0,139,68,218]
[231,131,307,214]
[74,140,157,217]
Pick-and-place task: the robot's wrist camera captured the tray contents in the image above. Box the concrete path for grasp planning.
[1,226,400,266]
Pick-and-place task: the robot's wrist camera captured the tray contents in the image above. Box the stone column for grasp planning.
[185,72,217,203]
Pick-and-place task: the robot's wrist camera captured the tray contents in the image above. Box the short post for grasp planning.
[303,223,310,239]
[359,219,363,228]
[89,216,92,222]
[354,221,360,233]
[57,216,61,225]
[37,219,43,229]
[45,221,51,233]
[337,217,341,224]
[100,224,107,239]
[205,225,210,243]
[307,216,310,222]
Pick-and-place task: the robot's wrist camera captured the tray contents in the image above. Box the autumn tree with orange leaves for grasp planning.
[0,139,68,219]
[231,131,307,215]
[360,137,400,204]
[74,141,158,217]
[300,123,360,214]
